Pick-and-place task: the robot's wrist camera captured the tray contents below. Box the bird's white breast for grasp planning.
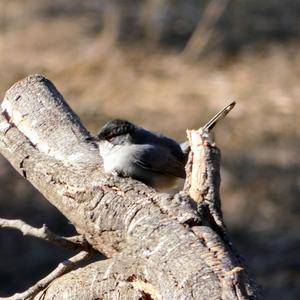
[99,141,134,174]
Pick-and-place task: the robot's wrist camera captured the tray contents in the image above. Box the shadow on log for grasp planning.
[0,75,261,300]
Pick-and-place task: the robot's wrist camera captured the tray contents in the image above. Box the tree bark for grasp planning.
[0,75,261,299]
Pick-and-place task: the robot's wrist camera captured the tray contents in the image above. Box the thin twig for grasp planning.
[0,251,90,300]
[0,218,90,251]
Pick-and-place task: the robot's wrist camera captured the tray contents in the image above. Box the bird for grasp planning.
[91,102,235,190]
[94,119,187,189]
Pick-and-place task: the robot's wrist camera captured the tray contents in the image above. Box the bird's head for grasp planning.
[96,119,135,143]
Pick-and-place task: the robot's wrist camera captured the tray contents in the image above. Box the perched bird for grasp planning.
[94,119,187,189]
[91,102,235,189]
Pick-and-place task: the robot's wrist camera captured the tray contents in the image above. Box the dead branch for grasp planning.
[0,218,91,252]
[186,129,224,228]
[0,75,261,299]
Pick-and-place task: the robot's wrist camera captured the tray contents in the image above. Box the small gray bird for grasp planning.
[95,119,187,189]
[92,102,235,189]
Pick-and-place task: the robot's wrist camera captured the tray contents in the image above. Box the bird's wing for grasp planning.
[132,145,186,178]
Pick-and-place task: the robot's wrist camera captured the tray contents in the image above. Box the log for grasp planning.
[0,75,261,299]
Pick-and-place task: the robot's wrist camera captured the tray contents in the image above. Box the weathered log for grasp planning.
[0,75,261,299]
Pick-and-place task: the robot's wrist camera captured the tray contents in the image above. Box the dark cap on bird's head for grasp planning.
[97,119,136,141]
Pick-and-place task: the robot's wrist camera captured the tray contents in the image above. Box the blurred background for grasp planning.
[0,0,299,299]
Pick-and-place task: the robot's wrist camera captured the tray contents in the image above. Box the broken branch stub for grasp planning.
[0,75,261,299]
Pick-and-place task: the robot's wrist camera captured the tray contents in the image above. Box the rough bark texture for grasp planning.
[0,75,261,299]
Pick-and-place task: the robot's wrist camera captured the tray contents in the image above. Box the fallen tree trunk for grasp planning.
[0,75,261,299]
